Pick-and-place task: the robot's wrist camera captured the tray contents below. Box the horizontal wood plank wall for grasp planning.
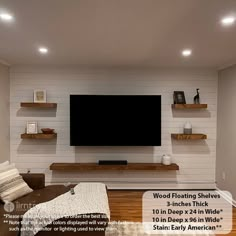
[10,67,217,189]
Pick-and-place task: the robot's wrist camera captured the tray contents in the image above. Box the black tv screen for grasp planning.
[70,95,161,146]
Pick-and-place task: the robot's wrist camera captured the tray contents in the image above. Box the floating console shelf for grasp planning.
[171,104,207,109]
[50,163,179,171]
[171,133,207,140]
[21,102,57,108]
[21,133,57,139]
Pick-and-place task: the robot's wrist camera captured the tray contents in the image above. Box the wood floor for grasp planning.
[107,190,236,235]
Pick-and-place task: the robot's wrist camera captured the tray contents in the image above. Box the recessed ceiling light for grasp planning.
[38,47,48,54]
[182,49,192,57]
[0,13,13,21]
[221,16,235,26]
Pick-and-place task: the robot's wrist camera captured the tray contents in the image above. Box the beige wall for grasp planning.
[217,65,236,200]
[0,63,10,162]
[10,66,217,188]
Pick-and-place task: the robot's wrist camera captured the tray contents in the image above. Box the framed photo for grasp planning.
[34,90,46,103]
[173,91,186,104]
[26,121,38,134]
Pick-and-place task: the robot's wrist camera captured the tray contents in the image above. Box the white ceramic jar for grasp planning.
[184,122,192,134]
[162,154,172,165]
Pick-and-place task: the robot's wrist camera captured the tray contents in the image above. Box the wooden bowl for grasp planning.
[41,128,54,134]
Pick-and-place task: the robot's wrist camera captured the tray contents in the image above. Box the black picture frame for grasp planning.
[173,91,186,104]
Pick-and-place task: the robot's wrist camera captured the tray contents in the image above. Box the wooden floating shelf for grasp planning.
[171,133,207,140]
[21,102,57,108]
[21,133,57,139]
[50,163,179,171]
[171,104,207,109]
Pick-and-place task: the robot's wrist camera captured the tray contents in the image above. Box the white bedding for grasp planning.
[20,182,110,236]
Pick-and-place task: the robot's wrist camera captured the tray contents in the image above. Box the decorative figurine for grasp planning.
[193,88,200,104]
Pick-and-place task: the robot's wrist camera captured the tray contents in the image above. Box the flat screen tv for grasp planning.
[70,95,161,146]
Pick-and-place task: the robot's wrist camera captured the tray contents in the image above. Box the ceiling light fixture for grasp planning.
[0,13,13,21]
[182,49,192,57]
[38,47,48,54]
[221,16,235,26]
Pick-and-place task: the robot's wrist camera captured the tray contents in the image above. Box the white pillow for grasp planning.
[0,161,10,167]
[0,165,33,203]
[0,163,15,173]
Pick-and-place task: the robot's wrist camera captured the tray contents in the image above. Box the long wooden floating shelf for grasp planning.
[171,104,207,109]
[21,102,57,108]
[50,163,179,171]
[21,133,57,139]
[171,133,207,140]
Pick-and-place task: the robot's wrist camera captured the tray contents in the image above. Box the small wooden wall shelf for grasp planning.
[171,133,207,140]
[50,163,179,171]
[21,133,57,139]
[21,102,57,108]
[171,104,207,109]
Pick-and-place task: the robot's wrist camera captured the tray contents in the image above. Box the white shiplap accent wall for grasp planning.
[10,66,217,189]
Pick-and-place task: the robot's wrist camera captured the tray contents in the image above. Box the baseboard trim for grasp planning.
[47,181,216,190]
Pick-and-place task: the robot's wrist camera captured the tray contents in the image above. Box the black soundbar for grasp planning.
[98,160,128,165]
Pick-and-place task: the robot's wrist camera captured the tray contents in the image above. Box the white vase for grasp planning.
[184,122,192,134]
[162,154,172,165]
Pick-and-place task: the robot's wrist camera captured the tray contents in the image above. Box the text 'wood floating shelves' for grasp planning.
[171,104,207,109]
[171,134,207,140]
[21,133,57,139]
[50,163,179,171]
[21,102,57,108]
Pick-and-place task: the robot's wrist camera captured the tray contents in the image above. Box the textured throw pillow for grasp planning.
[0,162,33,203]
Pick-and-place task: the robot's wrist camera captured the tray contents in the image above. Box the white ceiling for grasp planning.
[0,0,236,68]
